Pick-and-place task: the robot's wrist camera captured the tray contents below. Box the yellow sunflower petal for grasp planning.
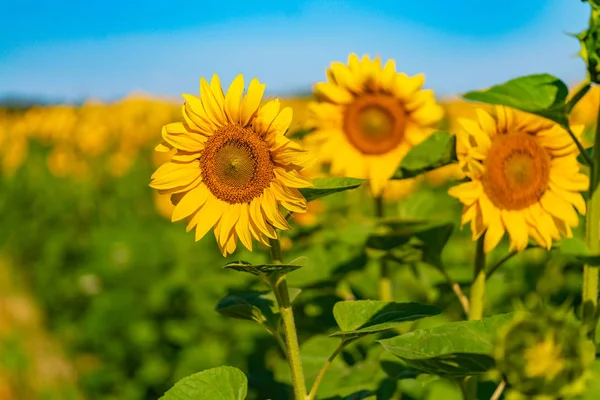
[314,82,354,104]
[380,59,396,92]
[193,196,225,241]
[501,210,529,252]
[200,78,226,126]
[448,180,484,206]
[484,214,506,253]
[273,168,313,188]
[548,182,587,214]
[182,95,216,133]
[210,74,225,105]
[394,73,425,100]
[150,161,201,190]
[267,107,293,136]
[261,188,291,230]
[540,190,580,228]
[217,202,241,246]
[330,62,361,93]
[171,184,210,222]
[235,203,253,251]
[161,123,206,152]
[470,202,485,240]
[254,99,281,135]
[225,74,244,124]
[240,78,266,126]
[475,108,497,137]
[250,198,277,239]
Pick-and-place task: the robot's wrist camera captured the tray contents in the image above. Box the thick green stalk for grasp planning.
[268,238,307,400]
[466,236,486,400]
[583,101,600,345]
[375,196,393,301]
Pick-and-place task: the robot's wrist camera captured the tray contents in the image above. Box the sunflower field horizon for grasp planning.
[3,1,600,400]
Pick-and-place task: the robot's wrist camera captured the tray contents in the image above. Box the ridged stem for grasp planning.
[268,238,307,399]
[583,95,600,347]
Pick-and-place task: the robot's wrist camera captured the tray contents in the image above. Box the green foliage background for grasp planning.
[0,120,588,399]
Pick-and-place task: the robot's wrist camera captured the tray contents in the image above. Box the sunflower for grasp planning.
[306,54,444,196]
[149,74,313,256]
[448,106,589,253]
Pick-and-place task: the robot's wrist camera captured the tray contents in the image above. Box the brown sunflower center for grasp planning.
[343,94,407,155]
[200,124,274,204]
[482,133,550,210]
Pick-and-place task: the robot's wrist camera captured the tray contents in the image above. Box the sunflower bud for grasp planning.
[494,307,595,399]
[577,3,600,83]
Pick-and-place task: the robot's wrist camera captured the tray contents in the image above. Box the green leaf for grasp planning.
[392,133,457,180]
[223,256,308,276]
[215,289,301,327]
[331,300,442,338]
[365,233,412,251]
[555,238,600,266]
[215,291,275,325]
[299,177,366,202]
[378,313,513,377]
[366,220,454,267]
[159,366,247,400]
[414,223,454,269]
[463,74,569,127]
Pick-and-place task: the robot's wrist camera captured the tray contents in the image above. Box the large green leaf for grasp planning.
[379,313,512,377]
[463,74,569,126]
[299,177,366,202]
[555,238,600,266]
[392,133,457,180]
[159,366,247,400]
[331,300,442,338]
[223,256,308,276]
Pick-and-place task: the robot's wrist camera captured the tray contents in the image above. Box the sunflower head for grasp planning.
[150,74,313,256]
[448,106,589,253]
[305,53,444,196]
[494,308,594,399]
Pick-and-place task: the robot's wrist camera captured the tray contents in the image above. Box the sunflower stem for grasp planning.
[375,196,393,301]
[307,339,355,400]
[567,125,594,167]
[470,236,487,321]
[268,237,308,400]
[582,92,600,348]
[466,236,486,400]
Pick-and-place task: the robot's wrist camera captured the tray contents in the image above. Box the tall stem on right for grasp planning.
[583,97,600,346]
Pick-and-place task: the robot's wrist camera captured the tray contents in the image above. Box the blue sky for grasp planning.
[0,0,592,102]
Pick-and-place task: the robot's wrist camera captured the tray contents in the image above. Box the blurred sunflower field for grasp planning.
[3,1,600,400]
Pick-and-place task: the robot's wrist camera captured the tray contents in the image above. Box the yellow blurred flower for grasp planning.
[448,106,588,253]
[306,53,444,196]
